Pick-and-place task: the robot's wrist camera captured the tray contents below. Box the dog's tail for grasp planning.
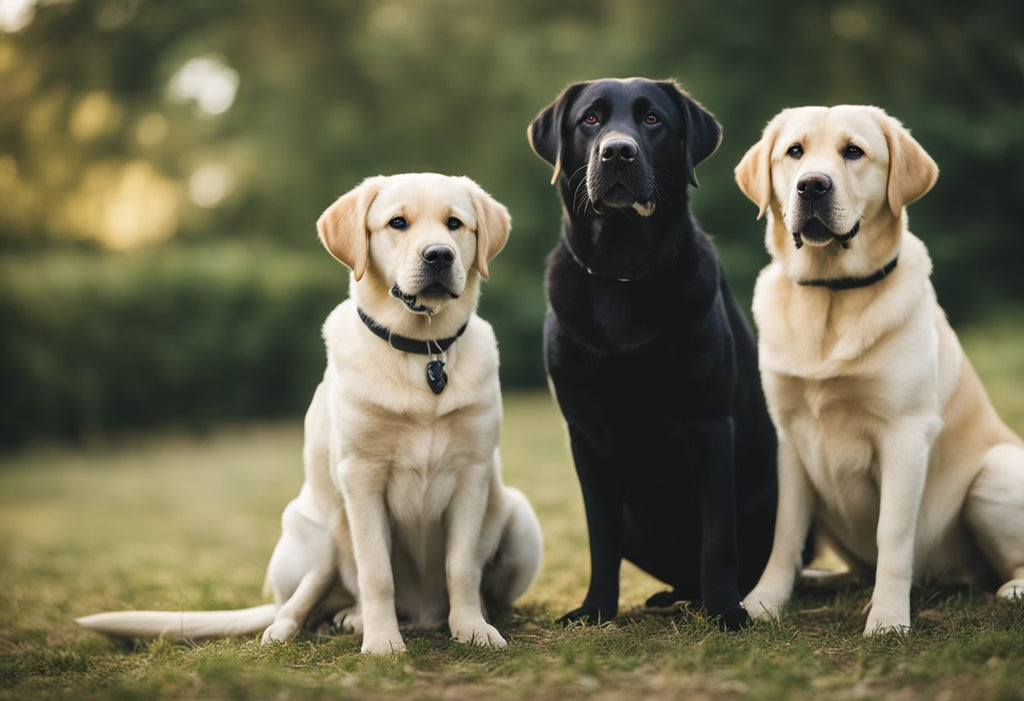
[76,604,276,642]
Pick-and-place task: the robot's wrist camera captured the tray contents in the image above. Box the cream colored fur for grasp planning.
[77,173,542,654]
[735,106,1024,636]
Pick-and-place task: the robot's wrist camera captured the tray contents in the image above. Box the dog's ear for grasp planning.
[658,81,722,188]
[882,114,938,218]
[462,178,511,280]
[735,113,785,220]
[316,176,382,281]
[528,82,587,185]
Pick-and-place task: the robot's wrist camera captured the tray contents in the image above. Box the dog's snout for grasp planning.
[421,244,456,271]
[796,172,833,202]
[600,138,638,165]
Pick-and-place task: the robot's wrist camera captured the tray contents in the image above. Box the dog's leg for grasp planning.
[330,518,362,632]
[559,428,623,624]
[261,382,346,644]
[864,418,936,636]
[689,417,748,630]
[445,466,508,647]
[482,487,543,611]
[338,461,405,655]
[964,443,1024,600]
[333,543,363,632]
[261,507,335,643]
[744,440,815,621]
[262,565,336,643]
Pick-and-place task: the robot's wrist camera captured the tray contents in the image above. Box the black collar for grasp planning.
[560,233,678,283]
[798,255,899,291]
[357,307,467,355]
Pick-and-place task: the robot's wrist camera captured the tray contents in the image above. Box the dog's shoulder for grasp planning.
[461,314,498,357]
[444,314,501,401]
[321,298,359,355]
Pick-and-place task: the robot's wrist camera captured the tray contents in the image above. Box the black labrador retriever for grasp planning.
[528,78,777,629]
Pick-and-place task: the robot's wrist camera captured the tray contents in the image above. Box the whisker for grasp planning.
[569,165,591,216]
[573,183,590,216]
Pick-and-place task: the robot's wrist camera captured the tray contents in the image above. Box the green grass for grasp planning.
[3,320,1024,699]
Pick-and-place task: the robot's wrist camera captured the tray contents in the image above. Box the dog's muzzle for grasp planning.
[587,134,656,216]
[790,172,859,249]
[391,246,461,314]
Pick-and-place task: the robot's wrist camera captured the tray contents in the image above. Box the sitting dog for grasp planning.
[77,173,543,654]
[735,105,1024,635]
[527,78,778,629]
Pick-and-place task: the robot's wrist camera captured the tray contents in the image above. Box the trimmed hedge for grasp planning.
[0,245,345,448]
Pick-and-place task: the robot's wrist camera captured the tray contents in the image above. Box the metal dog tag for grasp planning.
[425,359,448,395]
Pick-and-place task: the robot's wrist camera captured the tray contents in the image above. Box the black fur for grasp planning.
[528,78,778,629]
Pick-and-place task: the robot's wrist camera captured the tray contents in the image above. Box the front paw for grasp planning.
[863,619,910,638]
[360,630,406,655]
[713,604,751,632]
[863,604,910,638]
[557,603,614,626]
[742,587,788,621]
[449,617,507,648]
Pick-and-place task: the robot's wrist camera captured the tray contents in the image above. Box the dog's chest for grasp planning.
[384,422,463,525]
[329,363,497,517]
[768,371,882,549]
[327,321,499,527]
[381,416,491,599]
[546,241,711,354]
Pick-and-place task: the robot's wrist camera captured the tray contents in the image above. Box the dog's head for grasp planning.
[317,173,510,333]
[528,78,721,218]
[735,105,938,280]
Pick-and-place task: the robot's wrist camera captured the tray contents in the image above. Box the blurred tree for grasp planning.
[0,0,1021,425]
[3,1,1020,283]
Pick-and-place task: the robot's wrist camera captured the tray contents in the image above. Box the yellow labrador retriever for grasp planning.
[734,106,1024,636]
[78,173,543,654]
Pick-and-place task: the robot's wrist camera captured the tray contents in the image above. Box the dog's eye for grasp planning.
[643,112,660,125]
[388,216,408,230]
[446,217,463,231]
[786,144,804,159]
[582,113,600,126]
[843,144,864,160]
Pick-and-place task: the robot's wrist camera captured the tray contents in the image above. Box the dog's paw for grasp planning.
[360,631,406,655]
[997,579,1024,600]
[333,606,363,635]
[261,619,299,644]
[449,618,507,648]
[714,604,751,632]
[643,590,690,611]
[863,620,910,638]
[863,604,910,638]
[557,604,613,626]
[742,588,787,621]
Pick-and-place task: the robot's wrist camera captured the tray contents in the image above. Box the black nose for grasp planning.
[421,244,455,270]
[600,137,638,164]
[797,172,833,201]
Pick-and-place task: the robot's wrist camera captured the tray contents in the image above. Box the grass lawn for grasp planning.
[2,321,1024,699]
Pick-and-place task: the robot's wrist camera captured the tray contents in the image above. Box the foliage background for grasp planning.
[1,0,1022,446]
